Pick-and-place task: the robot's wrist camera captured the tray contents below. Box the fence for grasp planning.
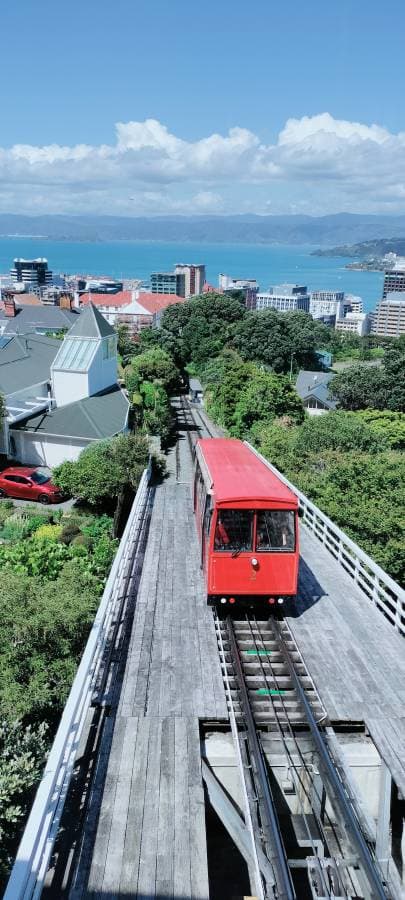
[4,468,150,900]
[246,443,405,638]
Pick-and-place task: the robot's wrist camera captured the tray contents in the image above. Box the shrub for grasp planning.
[32,524,63,542]
[0,720,49,884]
[72,533,93,550]
[59,522,81,545]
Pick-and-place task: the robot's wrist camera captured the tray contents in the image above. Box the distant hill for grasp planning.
[312,237,405,258]
[2,213,405,246]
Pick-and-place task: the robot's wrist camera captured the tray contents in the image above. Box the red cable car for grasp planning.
[193,438,300,609]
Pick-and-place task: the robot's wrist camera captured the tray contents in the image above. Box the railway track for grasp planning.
[216,615,326,729]
[215,613,391,900]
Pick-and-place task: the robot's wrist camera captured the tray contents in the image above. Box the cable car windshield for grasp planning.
[256,510,295,552]
[214,510,253,552]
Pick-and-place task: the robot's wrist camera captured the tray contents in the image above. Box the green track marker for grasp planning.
[246,649,272,656]
[256,688,286,696]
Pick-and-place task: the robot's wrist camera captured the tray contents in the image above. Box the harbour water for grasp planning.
[0,237,384,312]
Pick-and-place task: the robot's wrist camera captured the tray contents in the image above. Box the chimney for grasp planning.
[59,292,74,310]
[3,292,16,317]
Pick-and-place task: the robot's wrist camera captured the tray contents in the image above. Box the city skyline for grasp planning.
[0,0,405,216]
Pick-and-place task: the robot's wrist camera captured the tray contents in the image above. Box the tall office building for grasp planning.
[382,268,405,299]
[10,257,53,291]
[150,272,186,295]
[174,264,205,298]
[371,294,405,336]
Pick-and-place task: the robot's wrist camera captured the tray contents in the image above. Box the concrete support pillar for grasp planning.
[376,761,392,876]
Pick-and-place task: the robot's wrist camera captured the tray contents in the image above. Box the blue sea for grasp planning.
[0,237,384,313]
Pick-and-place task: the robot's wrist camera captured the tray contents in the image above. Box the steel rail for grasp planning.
[273,618,390,900]
[226,616,297,900]
[215,613,266,900]
[247,616,337,899]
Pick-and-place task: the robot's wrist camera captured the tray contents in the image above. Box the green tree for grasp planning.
[232,309,328,373]
[293,411,388,455]
[351,410,405,449]
[53,433,149,509]
[204,354,304,437]
[159,293,246,367]
[331,342,405,412]
[116,323,138,366]
[233,370,304,436]
[0,720,48,886]
[0,565,101,724]
[125,347,180,394]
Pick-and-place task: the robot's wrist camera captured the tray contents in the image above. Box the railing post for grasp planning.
[372,574,380,610]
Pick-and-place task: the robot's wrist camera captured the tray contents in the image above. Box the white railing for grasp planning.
[4,469,150,900]
[246,443,405,638]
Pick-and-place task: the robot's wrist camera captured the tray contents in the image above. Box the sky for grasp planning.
[0,0,405,217]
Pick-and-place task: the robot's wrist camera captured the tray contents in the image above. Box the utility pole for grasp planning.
[289,352,295,383]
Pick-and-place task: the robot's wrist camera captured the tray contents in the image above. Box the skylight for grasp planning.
[53,338,96,371]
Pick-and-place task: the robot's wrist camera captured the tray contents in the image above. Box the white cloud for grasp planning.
[0,113,404,214]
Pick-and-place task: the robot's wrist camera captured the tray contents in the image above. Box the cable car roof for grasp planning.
[196,438,298,507]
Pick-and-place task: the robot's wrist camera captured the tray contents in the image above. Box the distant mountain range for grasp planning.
[1,213,405,246]
[312,237,405,258]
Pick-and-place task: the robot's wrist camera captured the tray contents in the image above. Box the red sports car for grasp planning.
[0,467,64,504]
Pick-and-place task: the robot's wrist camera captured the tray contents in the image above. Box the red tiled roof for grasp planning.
[136,292,185,314]
[79,291,133,308]
[203,282,217,293]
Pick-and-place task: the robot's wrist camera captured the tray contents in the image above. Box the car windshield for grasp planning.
[30,471,50,485]
[256,510,295,552]
[214,510,253,552]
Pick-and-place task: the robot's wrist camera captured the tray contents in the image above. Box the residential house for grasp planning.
[295,370,337,415]
[1,304,129,467]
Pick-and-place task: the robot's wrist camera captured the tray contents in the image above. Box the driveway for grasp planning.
[10,497,76,511]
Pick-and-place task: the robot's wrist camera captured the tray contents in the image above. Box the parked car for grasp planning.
[0,467,64,504]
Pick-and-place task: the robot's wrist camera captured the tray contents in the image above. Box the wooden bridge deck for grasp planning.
[66,435,227,899]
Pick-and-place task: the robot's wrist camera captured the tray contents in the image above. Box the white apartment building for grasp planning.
[309,290,345,320]
[256,292,310,313]
[335,311,371,336]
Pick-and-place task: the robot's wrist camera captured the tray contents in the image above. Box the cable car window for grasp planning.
[203,497,212,536]
[256,510,295,552]
[214,510,253,552]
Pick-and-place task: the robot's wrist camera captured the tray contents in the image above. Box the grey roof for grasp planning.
[0,305,80,334]
[68,303,114,339]
[0,334,61,396]
[189,378,203,392]
[15,385,129,440]
[295,370,337,410]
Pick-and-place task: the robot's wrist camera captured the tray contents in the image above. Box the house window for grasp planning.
[103,336,117,359]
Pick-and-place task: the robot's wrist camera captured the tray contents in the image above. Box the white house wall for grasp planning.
[9,430,91,468]
[87,347,117,396]
[52,370,89,408]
